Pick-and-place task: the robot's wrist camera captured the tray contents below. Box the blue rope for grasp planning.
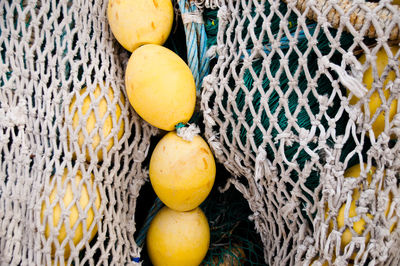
[177,0,209,92]
[196,10,210,89]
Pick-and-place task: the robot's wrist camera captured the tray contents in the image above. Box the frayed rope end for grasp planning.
[176,123,201,141]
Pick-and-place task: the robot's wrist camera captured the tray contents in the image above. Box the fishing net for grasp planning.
[198,0,400,265]
[0,0,156,264]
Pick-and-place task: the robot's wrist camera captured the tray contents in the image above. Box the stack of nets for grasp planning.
[0,0,156,264]
[198,0,400,264]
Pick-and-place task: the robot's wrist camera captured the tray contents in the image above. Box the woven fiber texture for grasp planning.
[0,0,156,264]
[200,0,400,265]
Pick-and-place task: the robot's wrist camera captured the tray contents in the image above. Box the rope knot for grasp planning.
[181,11,204,24]
[217,5,229,21]
[319,56,368,98]
[176,123,200,141]
[0,105,28,127]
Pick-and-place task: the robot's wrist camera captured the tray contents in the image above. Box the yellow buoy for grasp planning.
[147,206,210,266]
[68,84,125,162]
[125,44,196,131]
[149,131,216,211]
[333,164,374,249]
[40,169,101,258]
[349,46,399,138]
[107,0,174,52]
[326,164,396,256]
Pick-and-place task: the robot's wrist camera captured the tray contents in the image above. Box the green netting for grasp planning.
[200,182,265,265]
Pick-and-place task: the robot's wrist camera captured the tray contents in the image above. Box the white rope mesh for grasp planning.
[200,0,400,264]
[0,0,156,264]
